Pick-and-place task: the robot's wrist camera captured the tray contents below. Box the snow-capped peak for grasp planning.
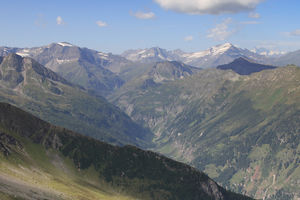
[211,43,234,55]
[218,42,233,49]
[182,43,234,60]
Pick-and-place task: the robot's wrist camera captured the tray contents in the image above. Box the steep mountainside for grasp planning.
[0,42,130,96]
[122,43,267,68]
[0,53,152,147]
[217,57,276,75]
[0,102,252,200]
[110,66,300,200]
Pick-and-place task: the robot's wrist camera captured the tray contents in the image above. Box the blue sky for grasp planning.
[0,0,300,54]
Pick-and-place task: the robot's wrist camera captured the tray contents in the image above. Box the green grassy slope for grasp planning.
[110,66,300,200]
[0,54,152,147]
[0,103,252,200]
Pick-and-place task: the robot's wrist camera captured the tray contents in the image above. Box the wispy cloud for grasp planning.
[56,16,65,25]
[207,18,236,41]
[249,12,260,18]
[35,13,47,28]
[154,0,265,15]
[252,40,300,52]
[241,20,260,25]
[131,11,156,19]
[96,20,107,27]
[184,36,194,41]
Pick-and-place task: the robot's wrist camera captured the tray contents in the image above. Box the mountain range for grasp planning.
[122,43,268,68]
[121,43,300,68]
[0,42,131,96]
[0,42,300,200]
[1,42,300,78]
[1,42,300,97]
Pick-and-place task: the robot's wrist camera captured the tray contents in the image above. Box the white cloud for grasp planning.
[96,20,107,27]
[249,12,260,18]
[56,16,65,25]
[184,36,194,41]
[132,11,156,19]
[290,29,300,36]
[207,18,236,41]
[153,0,265,15]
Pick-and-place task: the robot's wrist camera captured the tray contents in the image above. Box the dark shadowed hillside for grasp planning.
[217,57,276,75]
[0,103,252,200]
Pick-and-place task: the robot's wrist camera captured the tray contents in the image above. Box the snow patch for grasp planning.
[57,42,73,47]
[56,58,76,64]
[98,52,109,60]
[137,50,146,55]
[158,54,168,60]
[16,52,30,57]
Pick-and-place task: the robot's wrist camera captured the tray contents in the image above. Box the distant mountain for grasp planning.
[178,43,267,68]
[0,42,130,96]
[121,47,177,63]
[0,102,252,200]
[270,49,300,67]
[111,65,300,200]
[111,61,201,104]
[0,53,152,147]
[217,57,276,75]
[147,61,201,83]
[122,43,267,68]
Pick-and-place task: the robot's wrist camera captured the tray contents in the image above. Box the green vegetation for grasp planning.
[111,66,300,199]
